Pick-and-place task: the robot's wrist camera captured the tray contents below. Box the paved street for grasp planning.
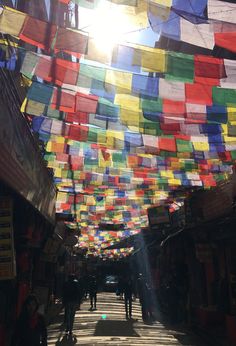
[47,293,208,346]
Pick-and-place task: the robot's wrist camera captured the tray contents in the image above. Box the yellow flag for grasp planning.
[47,161,59,169]
[20,98,27,113]
[106,134,115,148]
[25,100,45,116]
[193,142,210,151]
[106,130,124,149]
[115,137,124,150]
[98,131,107,145]
[115,94,140,112]
[168,178,181,186]
[221,124,228,135]
[120,108,141,126]
[152,0,172,6]
[80,205,88,212]
[224,135,236,143]
[57,192,68,203]
[21,75,32,88]
[150,0,172,21]
[61,170,69,178]
[160,170,174,179]
[46,141,52,151]
[141,48,166,72]
[55,136,65,144]
[105,69,132,91]
[227,107,236,122]
[0,8,26,37]
[86,196,96,206]
[106,189,115,196]
[130,43,166,72]
[54,168,62,178]
[99,153,112,168]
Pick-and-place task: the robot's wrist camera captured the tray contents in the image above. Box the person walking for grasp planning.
[117,276,124,300]
[123,276,133,320]
[137,274,154,323]
[88,274,98,310]
[11,294,47,346]
[63,274,79,335]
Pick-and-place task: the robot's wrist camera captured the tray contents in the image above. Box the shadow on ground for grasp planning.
[162,323,209,346]
[94,319,140,337]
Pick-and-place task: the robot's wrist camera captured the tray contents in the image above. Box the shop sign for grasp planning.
[0,197,16,280]
[148,205,170,230]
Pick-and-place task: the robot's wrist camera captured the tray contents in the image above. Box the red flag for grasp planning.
[20,17,56,50]
[159,136,176,152]
[53,58,80,86]
[185,83,212,106]
[51,89,75,112]
[215,33,236,53]
[76,93,98,113]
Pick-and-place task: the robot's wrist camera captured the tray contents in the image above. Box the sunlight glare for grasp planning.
[85,1,133,53]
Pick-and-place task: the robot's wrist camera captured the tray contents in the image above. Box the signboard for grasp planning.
[0,197,16,280]
[148,205,170,229]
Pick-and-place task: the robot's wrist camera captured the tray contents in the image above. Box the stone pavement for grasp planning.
[47,292,208,346]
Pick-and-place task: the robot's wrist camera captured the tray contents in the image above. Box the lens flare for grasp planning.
[84,1,134,52]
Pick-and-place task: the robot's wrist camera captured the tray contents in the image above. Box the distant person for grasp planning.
[137,274,154,323]
[117,276,124,300]
[88,275,98,310]
[11,294,47,346]
[131,274,138,301]
[123,276,133,319]
[63,274,79,335]
[83,273,89,299]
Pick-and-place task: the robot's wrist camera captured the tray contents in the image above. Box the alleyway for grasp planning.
[47,293,207,346]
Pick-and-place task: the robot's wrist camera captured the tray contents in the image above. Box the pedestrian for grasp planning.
[63,274,79,335]
[117,276,124,300]
[11,294,47,346]
[123,276,133,319]
[83,273,89,299]
[88,274,98,310]
[137,274,154,323]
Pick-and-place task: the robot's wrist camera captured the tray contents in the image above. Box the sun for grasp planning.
[81,1,134,53]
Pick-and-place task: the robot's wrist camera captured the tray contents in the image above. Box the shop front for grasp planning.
[0,69,57,344]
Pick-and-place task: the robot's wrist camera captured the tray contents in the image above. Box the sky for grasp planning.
[126,27,158,47]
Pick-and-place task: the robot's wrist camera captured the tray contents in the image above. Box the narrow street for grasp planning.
[2,2,236,346]
[47,293,207,346]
